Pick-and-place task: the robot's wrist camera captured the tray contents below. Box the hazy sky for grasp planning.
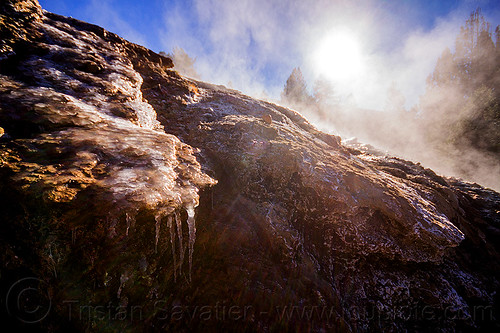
[39,0,500,110]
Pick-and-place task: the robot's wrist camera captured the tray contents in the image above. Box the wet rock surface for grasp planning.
[1,1,499,332]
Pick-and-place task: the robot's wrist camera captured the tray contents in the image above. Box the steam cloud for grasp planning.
[159,0,500,190]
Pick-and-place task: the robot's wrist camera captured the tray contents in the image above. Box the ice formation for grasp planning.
[154,213,161,253]
[174,211,185,272]
[185,204,197,281]
[0,10,216,281]
[167,215,177,281]
[149,207,197,280]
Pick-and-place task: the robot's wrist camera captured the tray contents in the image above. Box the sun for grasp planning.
[313,30,364,81]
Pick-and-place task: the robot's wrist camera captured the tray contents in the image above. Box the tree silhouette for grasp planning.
[281,67,312,107]
[312,77,339,107]
[420,8,500,155]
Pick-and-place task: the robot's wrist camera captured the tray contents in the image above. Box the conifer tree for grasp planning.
[281,67,311,106]
[420,8,500,156]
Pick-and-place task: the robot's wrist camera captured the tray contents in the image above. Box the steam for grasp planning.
[162,0,500,190]
[163,0,500,189]
[161,0,311,99]
[69,0,499,189]
[160,0,481,105]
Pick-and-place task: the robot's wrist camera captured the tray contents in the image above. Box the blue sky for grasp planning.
[39,0,500,110]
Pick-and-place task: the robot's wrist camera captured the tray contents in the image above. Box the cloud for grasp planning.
[159,0,500,190]
[161,0,318,98]
[352,10,464,110]
[160,0,500,112]
[159,1,443,106]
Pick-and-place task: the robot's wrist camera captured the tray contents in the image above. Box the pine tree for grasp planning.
[452,8,496,90]
[281,67,311,106]
[420,8,500,156]
[312,77,338,106]
[427,47,455,88]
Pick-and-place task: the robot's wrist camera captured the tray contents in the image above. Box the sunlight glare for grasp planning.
[313,30,364,81]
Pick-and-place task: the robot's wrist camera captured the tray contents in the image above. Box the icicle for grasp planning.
[117,273,128,299]
[154,213,161,253]
[167,215,177,281]
[125,213,130,236]
[185,204,196,281]
[125,213,135,236]
[175,210,184,271]
[108,217,118,238]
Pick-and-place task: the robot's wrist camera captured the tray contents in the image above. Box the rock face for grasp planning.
[0,1,499,332]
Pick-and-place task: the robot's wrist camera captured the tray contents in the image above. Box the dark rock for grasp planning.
[76,60,103,74]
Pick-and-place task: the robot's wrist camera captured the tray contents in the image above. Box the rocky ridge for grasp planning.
[0,1,499,332]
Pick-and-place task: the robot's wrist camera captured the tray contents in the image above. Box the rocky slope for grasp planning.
[1,1,499,332]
